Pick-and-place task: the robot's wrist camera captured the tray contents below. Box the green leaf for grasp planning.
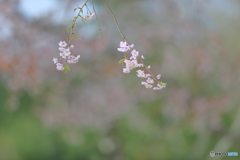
[66,27,70,33]
[64,19,72,22]
[74,16,79,20]
[159,82,167,87]
[74,8,78,12]
[64,64,70,72]
[81,17,87,22]
[69,35,74,41]
[118,59,125,65]
[75,34,81,39]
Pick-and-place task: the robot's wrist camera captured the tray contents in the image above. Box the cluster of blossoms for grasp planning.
[53,1,166,91]
[118,41,166,90]
[53,41,80,71]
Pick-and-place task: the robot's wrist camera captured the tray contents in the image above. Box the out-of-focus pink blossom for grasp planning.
[130,50,139,59]
[123,68,131,73]
[146,77,154,84]
[84,13,95,19]
[141,81,153,88]
[56,63,64,71]
[53,58,58,64]
[153,84,165,90]
[137,70,145,78]
[59,41,67,47]
[67,55,81,64]
[117,41,134,52]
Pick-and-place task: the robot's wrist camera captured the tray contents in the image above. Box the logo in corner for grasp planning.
[210,151,215,157]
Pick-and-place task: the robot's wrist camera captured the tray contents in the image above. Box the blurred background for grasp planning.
[0,0,240,159]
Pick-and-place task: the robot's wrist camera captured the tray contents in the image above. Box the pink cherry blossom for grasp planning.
[153,84,165,90]
[141,81,153,88]
[59,41,67,47]
[118,47,129,52]
[146,84,153,88]
[157,74,161,79]
[118,41,134,52]
[56,63,64,71]
[67,55,81,64]
[53,58,58,64]
[146,77,154,84]
[63,48,71,56]
[144,74,151,78]
[130,50,139,59]
[85,13,95,19]
[136,70,145,78]
[123,68,131,73]
[60,52,67,59]
[59,47,65,52]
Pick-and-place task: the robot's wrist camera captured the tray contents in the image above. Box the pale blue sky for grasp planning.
[19,0,236,20]
[19,0,58,18]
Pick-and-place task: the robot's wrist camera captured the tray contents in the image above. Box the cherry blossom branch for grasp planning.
[53,0,167,90]
[67,0,89,46]
[101,0,167,90]
[53,0,94,71]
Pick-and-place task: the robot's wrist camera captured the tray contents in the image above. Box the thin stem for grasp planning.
[101,0,127,41]
[92,0,104,47]
[94,0,165,86]
[100,0,163,85]
[67,0,90,45]
[85,3,91,13]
